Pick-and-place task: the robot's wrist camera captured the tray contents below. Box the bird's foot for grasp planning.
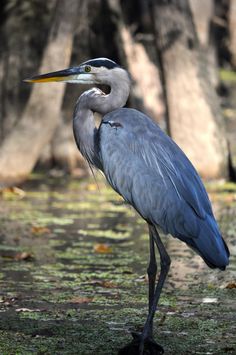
[118,331,164,355]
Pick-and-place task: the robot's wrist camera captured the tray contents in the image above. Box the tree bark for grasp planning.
[229,0,236,68]
[0,0,55,141]
[189,0,219,88]
[0,0,80,186]
[151,0,228,179]
[52,0,166,172]
[108,0,165,127]
[189,0,213,46]
[46,0,121,173]
[49,0,94,174]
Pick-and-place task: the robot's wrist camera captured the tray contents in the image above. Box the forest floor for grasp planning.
[0,174,236,355]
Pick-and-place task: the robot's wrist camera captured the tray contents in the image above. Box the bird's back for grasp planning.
[98,108,229,270]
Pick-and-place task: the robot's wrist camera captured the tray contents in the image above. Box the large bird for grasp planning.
[25,58,229,355]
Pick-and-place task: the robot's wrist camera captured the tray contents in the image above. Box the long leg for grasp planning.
[147,225,157,336]
[139,224,171,354]
[118,224,170,355]
[131,226,157,341]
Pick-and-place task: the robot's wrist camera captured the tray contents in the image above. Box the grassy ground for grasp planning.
[0,175,236,354]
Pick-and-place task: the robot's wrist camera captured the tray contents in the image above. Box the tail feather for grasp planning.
[186,215,229,270]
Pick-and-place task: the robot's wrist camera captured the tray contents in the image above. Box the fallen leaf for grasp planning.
[31,226,50,234]
[94,243,113,254]
[225,282,236,289]
[135,274,147,282]
[79,280,117,289]
[70,297,93,304]
[100,281,117,288]
[0,186,25,199]
[14,252,34,261]
[0,296,17,305]
[86,183,97,191]
[16,308,44,312]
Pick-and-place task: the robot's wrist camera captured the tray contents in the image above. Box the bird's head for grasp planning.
[24,58,130,87]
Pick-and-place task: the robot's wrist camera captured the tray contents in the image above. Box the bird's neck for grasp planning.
[73,72,130,169]
[93,75,131,115]
[73,99,102,169]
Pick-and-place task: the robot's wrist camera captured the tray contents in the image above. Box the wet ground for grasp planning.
[0,175,236,355]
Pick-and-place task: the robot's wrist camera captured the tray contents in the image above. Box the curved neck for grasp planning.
[73,99,102,170]
[92,70,131,114]
[73,69,131,169]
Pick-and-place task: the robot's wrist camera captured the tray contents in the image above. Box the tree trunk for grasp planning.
[189,0,219,88]
[107,0,166,127]
[49,0,92,174]
[189,0,213,46]
[52,0,166,173]
[0,0,80,186]
[151,0,228,179]
[229,0,236,68]
[49,0,121,173]
[0,1,55,141]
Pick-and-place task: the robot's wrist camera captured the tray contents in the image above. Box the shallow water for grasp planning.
[0,175,235,354]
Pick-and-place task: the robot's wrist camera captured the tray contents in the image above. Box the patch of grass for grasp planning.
[220,68,236,82]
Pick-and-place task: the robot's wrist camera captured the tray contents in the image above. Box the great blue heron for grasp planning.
[25,58,230,355]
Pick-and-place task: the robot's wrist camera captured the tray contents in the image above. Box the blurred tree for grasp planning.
[229,0,236,67]
[151,0,228,179]
[42,0,126,174]
[118,0,166,129]
[0,0,55,140]
[40,0,90,175]
[189,0,219,88]
[0,0,233,185]
[0,0,80,185]
[48,0,166,172]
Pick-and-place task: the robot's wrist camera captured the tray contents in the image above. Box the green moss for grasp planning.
[220,68,236,82]
[0,176,235,354]
[78,228,130,239]
[206,181,236,192]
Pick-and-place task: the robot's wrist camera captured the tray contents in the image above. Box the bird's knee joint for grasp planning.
[147,262,157,276]
[161,257,171,270]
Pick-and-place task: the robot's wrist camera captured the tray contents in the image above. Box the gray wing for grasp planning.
[98,108,229,269]
[99,108,213,239]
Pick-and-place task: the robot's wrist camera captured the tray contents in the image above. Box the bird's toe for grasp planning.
[118,334,164,355]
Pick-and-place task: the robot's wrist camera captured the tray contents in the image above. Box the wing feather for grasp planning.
[129,124,212,220]
[99,108,229,269]
[99,109,212,236]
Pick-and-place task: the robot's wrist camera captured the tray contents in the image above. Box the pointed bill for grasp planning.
[24,67,95,84]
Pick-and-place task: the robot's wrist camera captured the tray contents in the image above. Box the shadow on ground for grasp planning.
[0,175,236,354]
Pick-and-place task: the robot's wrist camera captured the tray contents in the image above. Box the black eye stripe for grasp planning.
[82,58,120,70]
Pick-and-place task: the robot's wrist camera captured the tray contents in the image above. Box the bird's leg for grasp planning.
[119,225,170,355]
[131,227,156,341]
[138,225,171,354]
[147,225,157,337]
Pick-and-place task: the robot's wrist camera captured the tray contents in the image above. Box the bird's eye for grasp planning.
[85,66,91,73]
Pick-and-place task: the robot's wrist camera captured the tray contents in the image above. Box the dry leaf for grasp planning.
[70,297,93,304]
[0,186,25,199]
[80,280,117,288]
[100,281,117,288]
[86,183,97,191]
[31,226,50,234]
[0,296,17,305]
[94,243,112,254]
[14,252,34,261]
[16,308,43,312]
[225,282,236,289]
